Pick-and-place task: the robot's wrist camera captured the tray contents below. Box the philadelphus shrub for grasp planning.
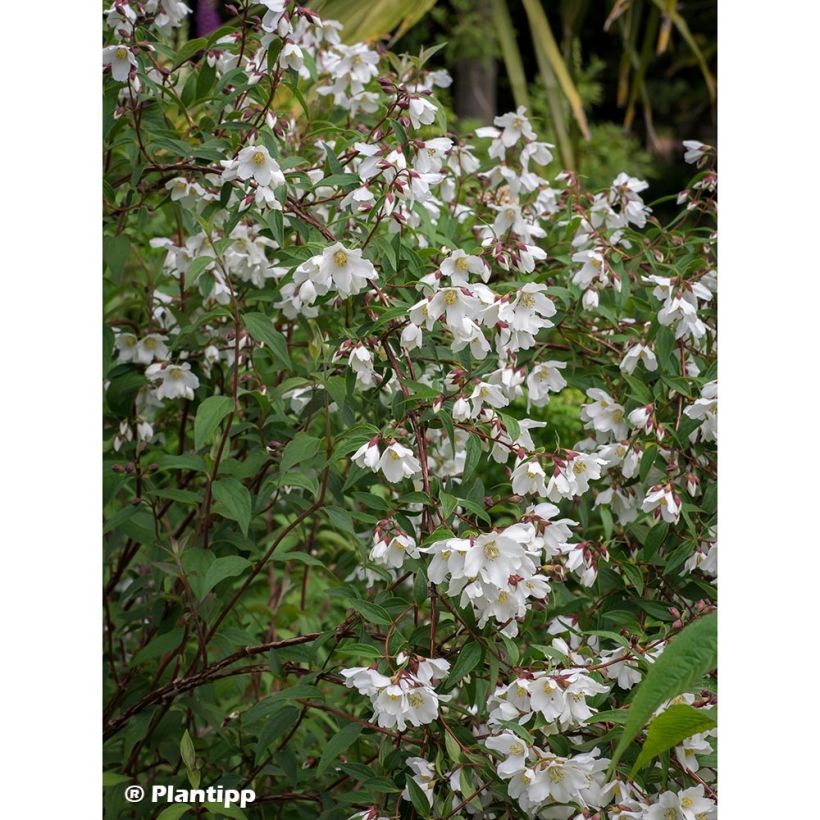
[103,2,717,818]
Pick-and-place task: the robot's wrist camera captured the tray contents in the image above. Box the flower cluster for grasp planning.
[341,656,450,731]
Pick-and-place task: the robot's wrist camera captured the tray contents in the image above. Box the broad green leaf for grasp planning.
[608,613,717,773]
[212,478,252,535]
[344,598,392,627]
[243,312,291,369]
[630,704,717,775]
[444,642,483,689]
[462,436,482,483]
[201,555,250,597]
[280,432,321,475]
[254,705,301,763]
[193,395,234,451]
[405,776,432,818]
[316,722,363,775]
[172,37,208,69]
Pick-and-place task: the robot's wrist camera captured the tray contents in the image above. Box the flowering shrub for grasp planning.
[103,3,717,818]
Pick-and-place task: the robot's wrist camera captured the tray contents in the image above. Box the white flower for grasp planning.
[511,460,548,497]
[464,531,527,588]
[370,532,419,569]
[526,361,567,408]
[620,343,658,374]
[414,138,453,173]
[115,332,140,362]
[149,362,199,400]
[494,106,536,146]
[407,96,437,128]
[581,388,628,440]
[348,344,378,389]
[628,404,654,431]
[572,249,606,288]
[343,658,449,732]
[600,647,643,690]
[645,786,715,820]
[452,395,471,422]
[674,731,714,772]
[279,41,304,72]
[103,45,137,82]
[582,288,599,311]
[428,287,480,330]
[684,380,717,442]
[440,249,488,284]
[683,140,711,164]
[136,334,168,364]
[400,322,423,351]
[469,380,509,416]
[352,439,381,471]
[378,442,421,483]
[485,732,531,778]
[320,243,379,297]
[235,145,285,188]
[642,484,682,523]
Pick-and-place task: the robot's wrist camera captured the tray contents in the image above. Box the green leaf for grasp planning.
[608,613,717,774]
[317,722,363,775]
[172,37,208,70]
[243,312,291,369]
[102,772,131,787]
[157,806,191,820]
[280,432,321,475]
[444,642,483,689]
[462,436,482,483]
[194,395,234,451]
[180,730,196,769]
[630,704,717,775]
[405,776,432,818]
[185,255,214,283]
[204,804,248,820]
[440,492,457,522]
[202,555,250,597]
[254,705,301,763]
[620,562,644,596]
[490,0,530,110]
[345,598,392,626]
[212,478,252,535]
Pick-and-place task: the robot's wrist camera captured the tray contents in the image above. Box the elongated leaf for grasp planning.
[650,0,716,99]
[280,432,322,475]
[608,613,716,773]
[405,776,432,818]
[522,0,590,139]
[194,395,234,451]
[180,730,196,769]
[311,0,438,44]
[254,705,302,763]
[243,312,291,369]
[444,641,483,689]
[490,0,530,110]
[202,555,250,597]
[317,722,363,774]
[345,598,392,627]
[631,704,716,774]
[212,478,252,535]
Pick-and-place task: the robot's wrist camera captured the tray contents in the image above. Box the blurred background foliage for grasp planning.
[194,0,714,202]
